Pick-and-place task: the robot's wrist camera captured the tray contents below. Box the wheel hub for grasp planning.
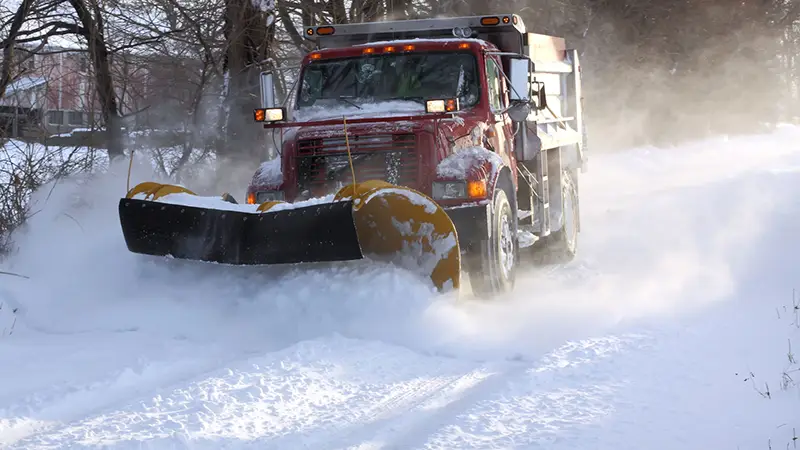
[499,212,515,278]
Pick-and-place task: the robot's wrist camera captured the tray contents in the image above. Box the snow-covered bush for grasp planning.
[0,139,108,259]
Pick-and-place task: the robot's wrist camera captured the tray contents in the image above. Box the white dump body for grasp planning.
[522,33,584,156]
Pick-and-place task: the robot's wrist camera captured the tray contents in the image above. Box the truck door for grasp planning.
[485,56,516,176]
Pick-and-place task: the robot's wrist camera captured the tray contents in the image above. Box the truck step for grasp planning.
[518,230,538,248]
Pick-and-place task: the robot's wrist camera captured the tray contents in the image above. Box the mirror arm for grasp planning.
[500,99,529,113]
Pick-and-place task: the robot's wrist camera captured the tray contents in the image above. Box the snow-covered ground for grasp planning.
[1,126,799,449]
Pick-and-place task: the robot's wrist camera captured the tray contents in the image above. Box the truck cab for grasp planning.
[249,14,587,297]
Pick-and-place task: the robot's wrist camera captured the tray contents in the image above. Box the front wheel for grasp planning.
[466,188,518,298]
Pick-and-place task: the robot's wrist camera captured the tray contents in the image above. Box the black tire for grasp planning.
[466,188,518,298]
[538,169,579,264]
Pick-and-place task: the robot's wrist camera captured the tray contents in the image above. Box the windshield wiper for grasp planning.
[337,96,362,109]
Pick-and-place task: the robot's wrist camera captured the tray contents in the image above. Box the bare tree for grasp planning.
[0,0,36,103]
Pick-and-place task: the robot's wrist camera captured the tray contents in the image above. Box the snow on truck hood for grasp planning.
[253,157,282,187]
[291,100,427,123]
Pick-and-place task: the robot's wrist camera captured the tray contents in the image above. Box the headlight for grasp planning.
[426,98,460,114]
[256,190,284,203]
[432,180,488,200]
[432,181,466,200]
[253,107,286,122]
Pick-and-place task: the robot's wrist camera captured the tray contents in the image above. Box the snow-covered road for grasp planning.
[1,127,799,449]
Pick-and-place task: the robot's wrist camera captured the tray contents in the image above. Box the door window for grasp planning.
[486,58,504,112]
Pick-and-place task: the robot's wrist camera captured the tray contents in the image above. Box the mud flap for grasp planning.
[118,198,364,265]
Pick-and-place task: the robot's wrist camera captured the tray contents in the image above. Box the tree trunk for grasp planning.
[0,0,35,104]
[220,0,275,163]
[69,0,124,159]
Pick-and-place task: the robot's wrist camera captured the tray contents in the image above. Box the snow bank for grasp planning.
[0,139,213,188]
[1,127,800,448]
[436,146,504,179]
[0,139,107,186]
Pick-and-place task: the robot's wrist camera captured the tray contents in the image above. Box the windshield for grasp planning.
[296,51,480,110]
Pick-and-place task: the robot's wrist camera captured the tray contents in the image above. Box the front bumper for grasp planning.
[443,203,490,253]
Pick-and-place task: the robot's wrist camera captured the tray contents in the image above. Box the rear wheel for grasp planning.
[535,169,578,264]
[466,188,518,298]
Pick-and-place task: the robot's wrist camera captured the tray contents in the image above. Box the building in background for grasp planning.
[1,44,204,138]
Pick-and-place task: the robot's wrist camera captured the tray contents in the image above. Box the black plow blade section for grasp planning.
[118,198,364,265]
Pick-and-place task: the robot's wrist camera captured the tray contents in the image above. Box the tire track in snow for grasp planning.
[405,334,652,450]
[4,336,470,449]
[2,332,648,450]
[340,333,650,450]
[305,369,495,450]
[0,337,269,448]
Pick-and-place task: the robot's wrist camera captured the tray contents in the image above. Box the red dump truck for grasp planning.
[118,13,586,298]
[248,14,587,296]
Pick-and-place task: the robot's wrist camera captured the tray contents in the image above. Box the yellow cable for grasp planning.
[343,116,356,189]
[126,148,135,192]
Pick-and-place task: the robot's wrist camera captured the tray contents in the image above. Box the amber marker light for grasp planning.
[467,180,488,198]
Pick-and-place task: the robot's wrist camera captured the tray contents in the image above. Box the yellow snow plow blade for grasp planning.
[119,180,460,293]
[334,180,461,292]
[125,181,196,200]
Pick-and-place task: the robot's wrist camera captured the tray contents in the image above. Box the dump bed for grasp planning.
[525,33,566,62]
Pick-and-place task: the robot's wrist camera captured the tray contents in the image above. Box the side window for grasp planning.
[486,58,504,112]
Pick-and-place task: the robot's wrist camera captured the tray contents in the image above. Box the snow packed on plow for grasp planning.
[0,125,799,448]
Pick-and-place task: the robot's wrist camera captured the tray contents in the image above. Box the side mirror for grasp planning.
[533,81,547,111]
[260,71,276,108]
[508,56,530,102]
[507,102,531,122]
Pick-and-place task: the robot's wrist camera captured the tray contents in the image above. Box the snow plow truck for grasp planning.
[118,13,587,298]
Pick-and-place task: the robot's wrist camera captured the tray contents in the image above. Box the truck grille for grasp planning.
[295,133,418,195]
